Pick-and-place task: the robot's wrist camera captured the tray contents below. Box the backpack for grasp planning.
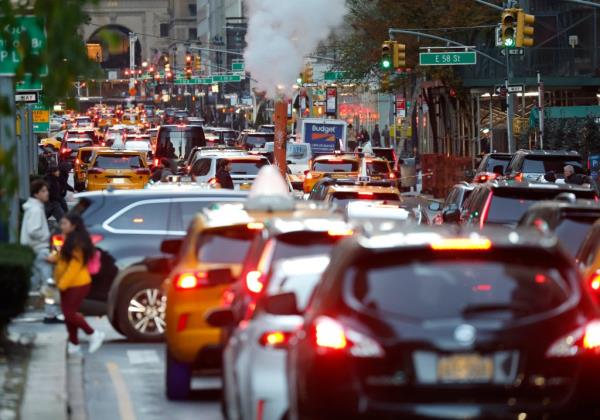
[87,249,101,275]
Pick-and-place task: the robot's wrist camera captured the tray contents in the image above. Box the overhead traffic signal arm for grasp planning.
[516,10,535,47]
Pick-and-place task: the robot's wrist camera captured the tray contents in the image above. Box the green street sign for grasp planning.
[232,62,244,72]
[16,74,43,91]
[211,74,242,83]
[175,77,215,85]
[324,71,347,81]
[419,51,477,66]
[0,16,48,76]
[31,103,49,133]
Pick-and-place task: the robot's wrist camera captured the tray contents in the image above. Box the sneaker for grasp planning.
[67,342,82,356]
[88,330,105,354]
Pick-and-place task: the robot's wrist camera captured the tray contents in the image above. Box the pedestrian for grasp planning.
[372,124,381,148]
[50,213,105,356]
[564,165,585,185]
[44,165,65,223]
[58,160,73,212]
[360,126,370,146]
[383,125,390,148]
[215,159,234,189]
[347,124,357,152]
[20,180,63,323]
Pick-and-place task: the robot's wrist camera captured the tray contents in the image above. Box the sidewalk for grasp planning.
[0,312,75,420]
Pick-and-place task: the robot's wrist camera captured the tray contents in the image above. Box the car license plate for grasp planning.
[240,183,251,190]
[437,354,493,383]
[111,178,126,184]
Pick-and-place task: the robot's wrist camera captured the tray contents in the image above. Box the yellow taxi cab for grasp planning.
[86,149,151,191]
[162,197,335,399]
[39,132,64,150]
[322,182,402,207]
[121,113,139,126]
[73,146,109,191]
[303,153,395,193]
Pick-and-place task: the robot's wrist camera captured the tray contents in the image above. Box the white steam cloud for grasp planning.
[244,0,347,99]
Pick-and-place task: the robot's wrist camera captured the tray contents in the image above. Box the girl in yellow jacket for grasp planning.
[52,213,105,356]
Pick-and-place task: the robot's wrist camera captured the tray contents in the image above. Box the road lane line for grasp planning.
[106,362,137,420]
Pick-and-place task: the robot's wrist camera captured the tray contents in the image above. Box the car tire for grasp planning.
[117,277,166,342]
[165,349,192,400]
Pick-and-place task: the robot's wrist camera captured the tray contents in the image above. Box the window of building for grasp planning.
[189,28,197,40]
[160,23,169,38]
[188,3,197,16]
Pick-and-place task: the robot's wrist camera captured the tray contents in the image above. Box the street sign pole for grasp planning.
[538,71,544,150]
[505,48,515,153]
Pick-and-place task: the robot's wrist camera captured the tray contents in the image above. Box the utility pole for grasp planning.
[538,71,544,149]
[129,32,138,98]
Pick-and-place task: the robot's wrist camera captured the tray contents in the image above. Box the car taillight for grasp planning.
[87,168,105,175]
[388,172,396,179]
[174,272,207,290]
[75,158,80,165]
[479,191,493,229]
[305,172,313,180]
[135,168,151,175]
[245,270,265,294]
[328,227,354,237]
[311,316,384,357]
[591,271,600,291]
[61,148,72,154]
[153,158,160,167]
[90,234,104,245]
[357,192,374,198]
[430,237,492,251]
[515,172,523,182]
[247,222,264,230]
[546,320,600,357]
[258,331,292,349]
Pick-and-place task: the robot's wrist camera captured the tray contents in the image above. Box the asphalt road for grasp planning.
[84,317,222,420]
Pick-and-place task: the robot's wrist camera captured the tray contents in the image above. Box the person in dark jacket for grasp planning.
[44,165,65,222]
[564,165,586,185]
[371,124,381,148]
[215,160,234,189]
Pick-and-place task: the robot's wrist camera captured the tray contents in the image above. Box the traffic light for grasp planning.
[394,43,406,68]
[194,55,201,72]
[516,9,535,47]
[501,8,517,48]
[304,64,313,83]
[381,41,392,71]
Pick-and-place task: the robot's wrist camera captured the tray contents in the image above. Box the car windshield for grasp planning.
[313,160,359,172]
[367,161,390,175]
[196,227,256,264]
[331,192,400,208]
[94,155,144,169]
[522,156,583,175]
[485,156,511,174]
[269,232,342,267]
[157,127,205,160]
[221,159,268,175]
[346,255,570,321]
[554,216,599,257]
[487,188,596,225]
[245,135,273,148]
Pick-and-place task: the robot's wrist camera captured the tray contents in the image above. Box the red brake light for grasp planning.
[258,331,292,349]
[305,172,313,180]
[314,316,347,350]
[357,192,374,198]
[328,227,354,237]
[515,172,523,182]
[75,158,80,165]
[61,148,72,154]
[584,322,600,350]
[479,191,493,229]
[153,158,160,167]
[547,320,600,357]
[591,275,600,291]
[90,234,104,245]
[388,172,396,179]
[245,270,265,294]
[174,272,207,290]
[247,222,264,230]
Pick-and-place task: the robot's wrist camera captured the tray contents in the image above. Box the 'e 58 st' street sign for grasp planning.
[0,16,48,76]
[419,51,477,66]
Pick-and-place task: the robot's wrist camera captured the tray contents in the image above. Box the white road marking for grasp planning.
[126,349,160,365]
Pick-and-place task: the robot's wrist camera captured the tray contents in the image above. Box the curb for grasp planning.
[20,331,68,420]
[67,355,87,420]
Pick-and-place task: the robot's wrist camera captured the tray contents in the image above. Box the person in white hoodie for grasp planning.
[20,179,62,323]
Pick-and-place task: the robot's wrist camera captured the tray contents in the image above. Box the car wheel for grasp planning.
[117,278,166,342]
[165,349,192,400]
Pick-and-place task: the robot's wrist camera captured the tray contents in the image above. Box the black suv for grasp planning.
[155,124,206,173]
[505,149,583,181]
[461,181,597,228]
[519,198,600,257]
[68,188,247,341]
[285,227,600,419]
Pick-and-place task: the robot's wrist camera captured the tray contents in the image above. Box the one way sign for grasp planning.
[494,84,524,94]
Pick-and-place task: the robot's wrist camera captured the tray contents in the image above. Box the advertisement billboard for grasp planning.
[300,118,347,154]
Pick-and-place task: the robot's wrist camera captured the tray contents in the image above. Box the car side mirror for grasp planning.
[442,205,461,224]
[428,201,442,212]
[205,268,235,286]
[205,308,235,328]
[160,239,183,255]
[265,292,300,316]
